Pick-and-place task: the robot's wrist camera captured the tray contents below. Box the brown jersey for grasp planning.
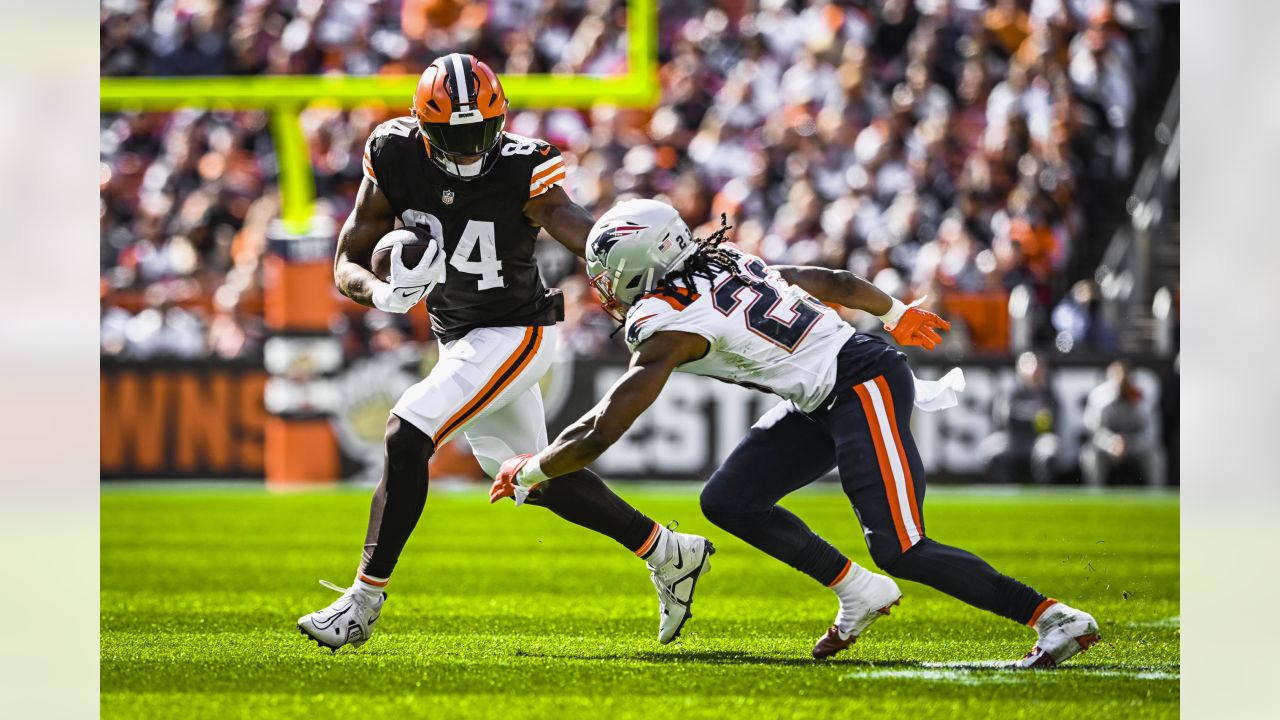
[364,118,567,343]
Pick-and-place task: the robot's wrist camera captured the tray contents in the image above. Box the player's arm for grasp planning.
[488,331,709,503]
[524,185,595,258]
[334,177,441,313]
[334,177,397,307]
[772,265,893,316]
[773,265,952,350]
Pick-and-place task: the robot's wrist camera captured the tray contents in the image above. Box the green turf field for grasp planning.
[101,484,1179,719]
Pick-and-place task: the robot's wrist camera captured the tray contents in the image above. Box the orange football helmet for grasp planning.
[412,53,509,180]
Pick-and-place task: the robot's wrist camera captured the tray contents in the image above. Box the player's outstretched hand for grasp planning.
[490,454,532,504]
[887,307,951,350]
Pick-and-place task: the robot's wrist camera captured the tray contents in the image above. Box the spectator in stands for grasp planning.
[1080,361,1165,487]
[979,351,1061,484]
[1051,278,1116,353]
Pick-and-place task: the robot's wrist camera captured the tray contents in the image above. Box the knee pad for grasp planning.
[384,414,434,466]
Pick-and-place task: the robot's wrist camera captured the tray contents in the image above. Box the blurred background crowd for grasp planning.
[100,0,1178,363]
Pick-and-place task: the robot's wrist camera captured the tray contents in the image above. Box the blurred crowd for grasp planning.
[101,0,1175,360]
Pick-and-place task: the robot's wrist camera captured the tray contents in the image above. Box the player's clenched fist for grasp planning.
[877,296,951,350]
[372,240,446,313]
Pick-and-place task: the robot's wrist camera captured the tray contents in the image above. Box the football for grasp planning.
[370,226,437,282]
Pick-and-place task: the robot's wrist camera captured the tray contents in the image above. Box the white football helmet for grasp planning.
[585,199,697,322]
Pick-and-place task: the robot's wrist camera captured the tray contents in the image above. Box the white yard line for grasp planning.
[842,662,1180,684]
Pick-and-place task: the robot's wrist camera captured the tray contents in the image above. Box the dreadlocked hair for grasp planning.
[658,213,748,293]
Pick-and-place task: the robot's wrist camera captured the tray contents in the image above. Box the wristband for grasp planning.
[517,454,550,488]
[876,297,908,329]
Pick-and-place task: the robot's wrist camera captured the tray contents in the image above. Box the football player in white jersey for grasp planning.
[490,199,1101,667]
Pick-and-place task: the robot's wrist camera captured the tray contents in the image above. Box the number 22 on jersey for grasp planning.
[711,258,822,352]
[401,210,504,290]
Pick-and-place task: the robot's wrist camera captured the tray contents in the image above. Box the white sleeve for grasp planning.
[623,295,718,352]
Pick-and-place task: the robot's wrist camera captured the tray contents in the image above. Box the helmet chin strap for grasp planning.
[436,154,484,178]
[451,159,483,178]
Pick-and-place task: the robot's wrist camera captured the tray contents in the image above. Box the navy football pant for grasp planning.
[701,353,1049,625]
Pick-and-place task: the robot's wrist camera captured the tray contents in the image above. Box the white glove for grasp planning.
[371,240,446,314]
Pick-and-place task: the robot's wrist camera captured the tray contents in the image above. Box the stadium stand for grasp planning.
[101,0,1177,361]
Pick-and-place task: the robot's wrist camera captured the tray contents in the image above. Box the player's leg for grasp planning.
[835,355,1099,667]
[465,381,658,553]
[462,338,712,643]
[700,401,901,658]
[296,411,436,651]
[298,325,541,650]
[357,414,434,586]
[700,401,845,581]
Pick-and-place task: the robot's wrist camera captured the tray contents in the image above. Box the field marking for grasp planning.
[842,661,1180,684]
[1121,615,1180,629]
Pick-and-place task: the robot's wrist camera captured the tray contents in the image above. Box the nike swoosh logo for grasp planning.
[671,546,685,570]
[311,605,352,630]
[399,286,426,299]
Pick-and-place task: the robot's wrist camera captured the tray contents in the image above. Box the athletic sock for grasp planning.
[829,561,875,634]
[353,573,388,601]
[638,522,676,567]
[1028,598,1062,628]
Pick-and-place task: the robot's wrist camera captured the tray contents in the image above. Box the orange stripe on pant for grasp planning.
[431,327,542,447]
[853,383,914,553]
[873,376,923,534]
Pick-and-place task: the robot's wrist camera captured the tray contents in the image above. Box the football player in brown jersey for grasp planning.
[299,54,709,651]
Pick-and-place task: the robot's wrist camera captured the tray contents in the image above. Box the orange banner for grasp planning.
[101,362,267,479]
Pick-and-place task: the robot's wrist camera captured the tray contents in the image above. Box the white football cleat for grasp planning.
[297,580,385,652]
[1012,601,1101,668]
[812,572,902,659]
[649,532,715,644]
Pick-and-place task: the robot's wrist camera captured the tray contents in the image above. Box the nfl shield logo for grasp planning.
[442,189,455,205]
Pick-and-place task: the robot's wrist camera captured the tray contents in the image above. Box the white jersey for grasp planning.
[623,248,856,413]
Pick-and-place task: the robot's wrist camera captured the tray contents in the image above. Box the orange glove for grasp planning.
[880,297,951,350]
[489,453,548,505]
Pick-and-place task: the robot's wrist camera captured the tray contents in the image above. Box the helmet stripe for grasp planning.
[462,55,478,102]
[449,53,474,107]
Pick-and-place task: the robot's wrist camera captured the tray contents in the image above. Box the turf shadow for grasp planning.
[512,649,925,667]
[511,649,1179,676]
